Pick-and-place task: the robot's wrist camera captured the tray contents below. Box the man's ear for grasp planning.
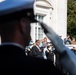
[19,18,26,34]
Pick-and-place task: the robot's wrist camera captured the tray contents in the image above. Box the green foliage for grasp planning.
[67,0,76,38]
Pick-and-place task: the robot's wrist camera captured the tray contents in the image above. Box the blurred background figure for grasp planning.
[45,44,54,61]
[25,40,34,56]
[71,37,76,45]
[42,37,48,48]
[29,40,43,58]
[64,34,71,45]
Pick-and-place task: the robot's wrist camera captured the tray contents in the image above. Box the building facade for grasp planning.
[31,0,67,43]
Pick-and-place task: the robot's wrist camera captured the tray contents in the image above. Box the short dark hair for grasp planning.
[35,40,40,43]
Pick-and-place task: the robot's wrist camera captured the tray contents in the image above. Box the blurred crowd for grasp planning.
[25,35,76,59]
[25,35,76,75]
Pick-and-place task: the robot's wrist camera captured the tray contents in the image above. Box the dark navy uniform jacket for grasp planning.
[0,43,66,75]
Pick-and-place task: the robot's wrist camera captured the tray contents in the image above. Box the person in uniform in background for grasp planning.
[45,44,54,61]
[25,40,34,56]
[0,0,66,74]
